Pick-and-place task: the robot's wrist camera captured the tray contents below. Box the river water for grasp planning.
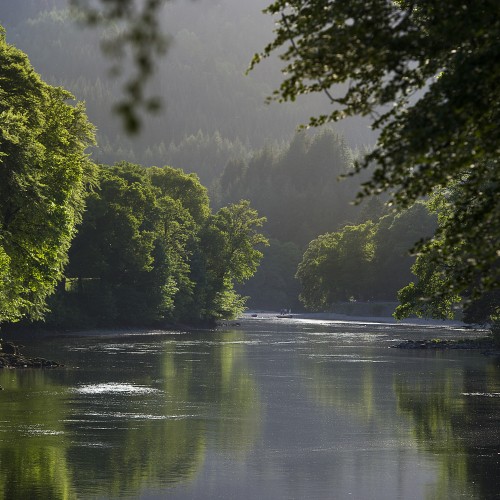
[1,315,499,499]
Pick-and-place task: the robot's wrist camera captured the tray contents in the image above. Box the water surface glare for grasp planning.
[0,315,499,499]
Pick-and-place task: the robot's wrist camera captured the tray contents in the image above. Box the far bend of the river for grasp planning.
[1,314,499,499]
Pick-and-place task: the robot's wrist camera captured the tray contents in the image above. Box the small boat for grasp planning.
[276,314,293,319]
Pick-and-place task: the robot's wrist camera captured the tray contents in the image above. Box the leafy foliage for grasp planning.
[47,163,266,326]
[253,0,500,308]
[395,176,499,323]
[296,203,436,311]
[0,26,96,322]
[193,201,268,320]
[296,222,376,310]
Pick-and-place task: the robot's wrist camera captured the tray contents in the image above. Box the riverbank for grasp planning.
[392,337,500,354]
[0,341,62,370]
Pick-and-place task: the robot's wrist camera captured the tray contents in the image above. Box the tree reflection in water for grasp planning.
[0,330,260,499]
[0,370,76,499]
[297,339,500,500]
[394,359,500,500]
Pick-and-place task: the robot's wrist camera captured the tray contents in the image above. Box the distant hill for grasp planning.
[3,0,376,180]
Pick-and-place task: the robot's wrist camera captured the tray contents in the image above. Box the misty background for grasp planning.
[2,0,429,313]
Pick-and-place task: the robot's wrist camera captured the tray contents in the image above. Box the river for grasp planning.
[1,314,499,499]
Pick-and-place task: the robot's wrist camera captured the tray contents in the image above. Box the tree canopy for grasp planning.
[252,0,500,314]
[395,181,499,324]
[296,202,436,311]
[0,26,96,323]
[47,163,267,327]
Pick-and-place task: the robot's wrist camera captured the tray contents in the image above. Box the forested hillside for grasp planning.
[2,1,375,172]
[217,129,362,246]
[1,1,439,318]
[0,28,267,327]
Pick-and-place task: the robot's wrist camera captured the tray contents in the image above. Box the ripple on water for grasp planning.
[73,383,162,395]
[462,392,500,398]
[307,354,392,363]
[18,425,65,436]
[79,411,197,420]
[71,442,113,448]
[67,342,161,354]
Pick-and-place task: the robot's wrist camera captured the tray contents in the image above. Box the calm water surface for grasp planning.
[1,315,499,499]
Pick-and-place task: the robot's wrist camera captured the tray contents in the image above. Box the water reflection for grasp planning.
[0,330,260,499]
[1,321,499,499]
[0,371,75,499]
[395,357,500,500]
[289,321,500,500]
[301,347,390,423]
[164,334,260,454]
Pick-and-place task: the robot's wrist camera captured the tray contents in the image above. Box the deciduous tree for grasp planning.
[0,27,95,322]
[195,200,268,320]
[296,222,376,310]
[395,173,499,326]
[251,0,500,309]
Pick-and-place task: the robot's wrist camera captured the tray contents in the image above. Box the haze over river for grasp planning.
[1,315,499,499]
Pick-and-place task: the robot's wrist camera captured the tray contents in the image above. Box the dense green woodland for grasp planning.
[0,29,267,327]
[296,203,437,310]
[51,163,267,327]
[0,25,95,323]
[1,0,497,331]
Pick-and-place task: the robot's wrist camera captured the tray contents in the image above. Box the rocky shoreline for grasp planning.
[0,341,62,372]
[392,337,499,354]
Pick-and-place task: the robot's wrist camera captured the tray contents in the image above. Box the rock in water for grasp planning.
[0,341,63,369]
